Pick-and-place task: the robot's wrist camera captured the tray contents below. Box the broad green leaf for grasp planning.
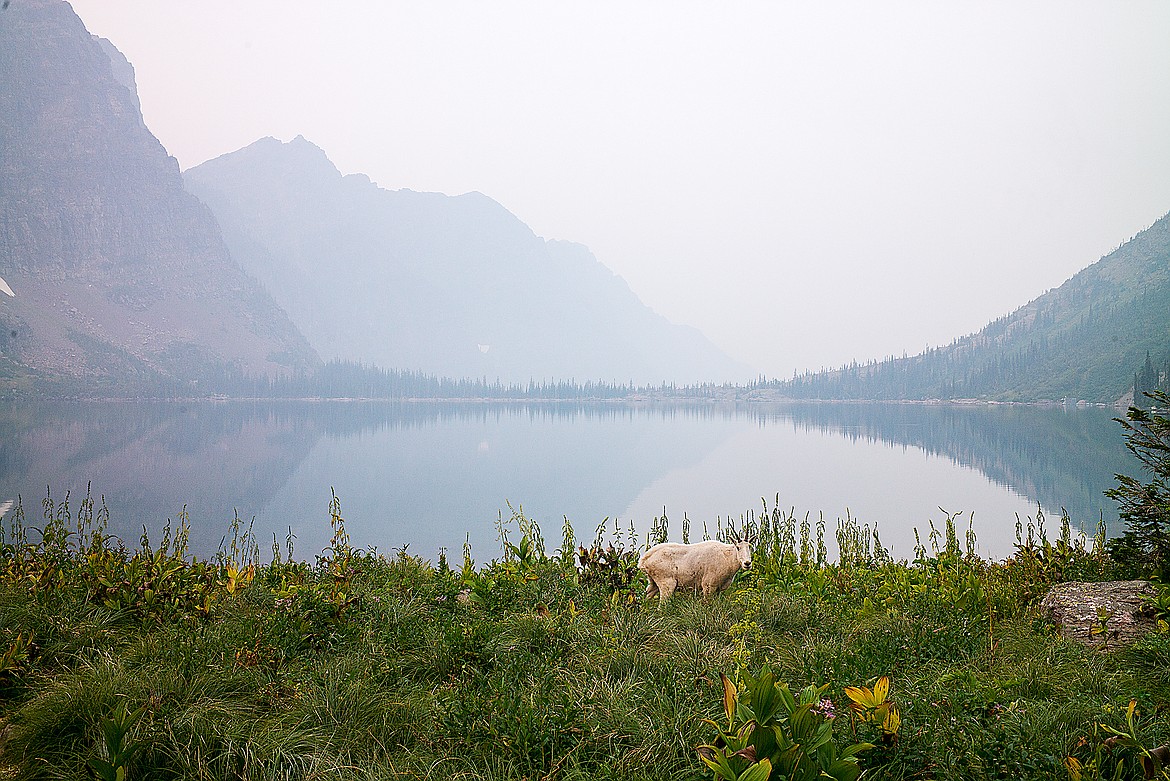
[698,743,752,781]
[777,682,797,713]
[737,758,773,781]
[88,757,115,775]
[767,723,795,752]
[697,748,739,781]
[750,723,780,762]
[750,669,781,723]
[825,757,863,781]
[804,721,832,753]
[790,705,812,737]
[839,741,875,759]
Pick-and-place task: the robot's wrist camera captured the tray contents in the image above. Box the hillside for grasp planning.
[184,137,748,386]
[779,212,1170,403]
[0,0,318,395]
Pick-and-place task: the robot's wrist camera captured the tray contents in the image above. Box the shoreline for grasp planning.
[4,392,1126,408]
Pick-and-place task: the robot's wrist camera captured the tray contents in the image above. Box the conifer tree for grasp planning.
[1106,389,1170,578]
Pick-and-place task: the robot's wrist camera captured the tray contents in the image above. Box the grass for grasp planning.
[0,491,1168,780]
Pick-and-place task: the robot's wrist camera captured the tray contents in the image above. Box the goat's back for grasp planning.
[638,540,733,570]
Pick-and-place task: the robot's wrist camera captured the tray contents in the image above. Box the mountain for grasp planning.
[778,212,1170,403]
[184,137,747,385]
[0,0,318,394]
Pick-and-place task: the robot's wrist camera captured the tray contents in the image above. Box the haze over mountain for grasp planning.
[4,0,1160,400]
[777,212,1170,403]
[0,0,318,392]
[65,2,1170,380]
[184,137,747,385]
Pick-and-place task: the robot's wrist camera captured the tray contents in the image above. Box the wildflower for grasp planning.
[811,698,836,720]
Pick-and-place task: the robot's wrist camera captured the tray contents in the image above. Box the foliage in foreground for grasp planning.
[0,489,1169,780]
[1107,390,1170,581]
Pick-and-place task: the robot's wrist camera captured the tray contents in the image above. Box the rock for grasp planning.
[0,1,318,391]
[1039,579,1156,649]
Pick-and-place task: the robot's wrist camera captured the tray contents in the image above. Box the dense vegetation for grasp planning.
[2,401,1169,780]
[773,213,1170,404]
[1107,390,1170,580]
[1135,357,1170,405]
[1,487,1168,780]
[776,302,1169,405]
[20,358,675,402]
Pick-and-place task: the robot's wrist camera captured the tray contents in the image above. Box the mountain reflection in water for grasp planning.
[0,401,1136,561]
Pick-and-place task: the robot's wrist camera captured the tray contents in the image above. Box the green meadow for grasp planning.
[1,485,1168,781]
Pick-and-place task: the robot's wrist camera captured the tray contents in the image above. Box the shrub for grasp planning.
[697,666,872,781]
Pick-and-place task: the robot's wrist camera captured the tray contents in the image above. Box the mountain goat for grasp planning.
[637,539,753,601]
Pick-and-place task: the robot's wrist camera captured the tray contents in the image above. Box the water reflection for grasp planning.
[258,402,733,560]
[625,403,1134,559]
[0,401,322,554]
[767,403,1134,535]
[0,400,1136,561]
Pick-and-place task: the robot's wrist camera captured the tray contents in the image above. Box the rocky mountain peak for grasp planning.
[0,1,318,391]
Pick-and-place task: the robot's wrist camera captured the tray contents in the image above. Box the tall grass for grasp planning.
[0,490,1166,780]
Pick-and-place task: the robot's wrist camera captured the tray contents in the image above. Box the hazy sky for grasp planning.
[67,1,1170,378]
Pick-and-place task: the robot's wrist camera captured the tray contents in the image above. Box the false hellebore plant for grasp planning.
[697,665,873,781]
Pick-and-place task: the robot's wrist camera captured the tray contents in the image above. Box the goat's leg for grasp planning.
[658,578,678,601]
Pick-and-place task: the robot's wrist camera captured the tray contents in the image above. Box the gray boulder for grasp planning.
[1039,579,1156,649]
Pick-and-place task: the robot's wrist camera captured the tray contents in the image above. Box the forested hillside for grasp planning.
[1134,350,1170,401]
[777,212,1170,403]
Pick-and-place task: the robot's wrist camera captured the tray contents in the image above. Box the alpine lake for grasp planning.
[0,399,1140,563]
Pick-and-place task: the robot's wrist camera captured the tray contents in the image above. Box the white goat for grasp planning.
[637,540,753,601]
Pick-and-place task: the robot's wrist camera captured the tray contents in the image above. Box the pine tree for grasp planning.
[1135,351,1159,402]
[1106,389,1170,578]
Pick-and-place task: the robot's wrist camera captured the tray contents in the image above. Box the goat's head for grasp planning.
[727,527,756,570]
[733,540,753,570]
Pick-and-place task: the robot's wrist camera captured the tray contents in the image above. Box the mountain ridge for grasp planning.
[776,211,1170,403]
[0,0,319,393]
[184,136,750,385]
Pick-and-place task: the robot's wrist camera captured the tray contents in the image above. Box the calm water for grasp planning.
[0,400,1139,561]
